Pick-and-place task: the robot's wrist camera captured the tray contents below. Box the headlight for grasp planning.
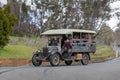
[48,50,52,53]
[37,50,41,52]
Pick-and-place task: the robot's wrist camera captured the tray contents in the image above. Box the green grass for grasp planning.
[0,36,41,59]
[0,44,116,59]
[0,36,116,59]
[0,44,36,59]
[91,46,115,59]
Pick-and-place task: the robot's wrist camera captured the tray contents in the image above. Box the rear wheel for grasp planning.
[32,54,42,66]
[81,53,90,65]
[50,54,60,66]
[65,60,72,65]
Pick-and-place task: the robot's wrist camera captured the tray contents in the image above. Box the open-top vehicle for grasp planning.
[32,29,96,66]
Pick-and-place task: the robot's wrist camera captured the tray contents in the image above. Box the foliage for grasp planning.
[114,28,120,44]
[7,0,112,36]
[45,0,110,30]
[81,0,111,30]
[96,24,114,45]
[0,4,18,48]
[22,2,28,14]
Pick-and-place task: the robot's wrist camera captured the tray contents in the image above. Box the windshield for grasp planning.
[48,36,60,46]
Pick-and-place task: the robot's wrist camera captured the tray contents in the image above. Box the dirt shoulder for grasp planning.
[0,59,31,66]
[0,56,115,67]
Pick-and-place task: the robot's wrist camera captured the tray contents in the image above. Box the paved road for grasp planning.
[1,58,120,80]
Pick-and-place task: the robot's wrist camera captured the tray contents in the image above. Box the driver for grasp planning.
[61,34,72,54]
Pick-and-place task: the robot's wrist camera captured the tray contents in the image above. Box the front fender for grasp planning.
[51,50,58,55]
[50,51,62,59]
[33,50,42,55]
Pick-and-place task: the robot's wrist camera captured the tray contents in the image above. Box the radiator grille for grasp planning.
[43,47,49,57]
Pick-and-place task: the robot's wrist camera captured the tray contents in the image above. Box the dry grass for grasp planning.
[91,46,116,60]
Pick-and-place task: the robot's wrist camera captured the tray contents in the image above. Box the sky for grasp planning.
[0,0,7,6]
[106,0,120,31]
[0,0,120,31]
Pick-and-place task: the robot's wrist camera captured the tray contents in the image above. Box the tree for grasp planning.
[114,28,120,45]
[96,24,114,45]
[0,7,9,48]
[44,0,111,31]
[5,0,114,36]
[80,0,111,30]
[0,4,17,48]
[22,2,27,14]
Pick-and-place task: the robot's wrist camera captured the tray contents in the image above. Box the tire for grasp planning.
[32,54,42,66]
[65,60,72,65]
[49,53,60,66]
[81,53,90,65]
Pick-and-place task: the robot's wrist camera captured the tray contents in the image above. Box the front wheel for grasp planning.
[65,60,72,65]
[49,54,60,66]
[32,54,42,66]
[81,53,90,65]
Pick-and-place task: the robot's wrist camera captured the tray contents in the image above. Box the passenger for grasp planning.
[73,35,77,39]
[49,38,57,46]
[73,35,79,39]
[73,35,79,43]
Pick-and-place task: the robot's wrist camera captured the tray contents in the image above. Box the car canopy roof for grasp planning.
[41,29,96,35]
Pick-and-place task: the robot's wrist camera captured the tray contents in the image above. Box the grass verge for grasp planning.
[0,44,116,59]
[91,46,116,62]
[0,44,36,59]
[0,44,116,66]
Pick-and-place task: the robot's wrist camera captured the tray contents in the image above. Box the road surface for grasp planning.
[0,58,120,80]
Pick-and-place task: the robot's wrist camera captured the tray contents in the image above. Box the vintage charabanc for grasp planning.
[32,29,96,66]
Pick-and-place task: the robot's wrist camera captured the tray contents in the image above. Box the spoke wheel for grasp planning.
[81,53,90,65]
[50,54,60,66]
[32,54,42,66]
